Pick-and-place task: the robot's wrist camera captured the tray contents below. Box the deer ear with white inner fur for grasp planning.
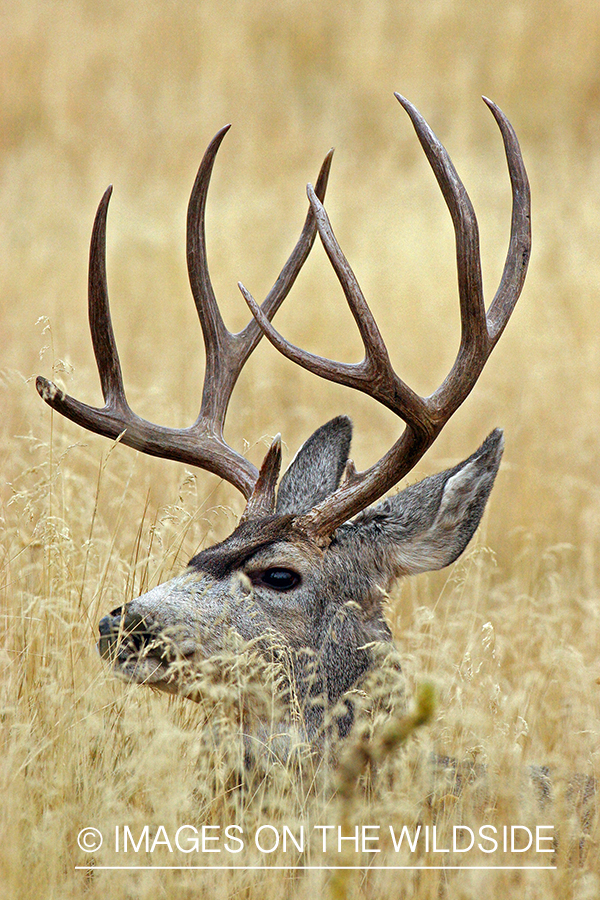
[335,429,504,580]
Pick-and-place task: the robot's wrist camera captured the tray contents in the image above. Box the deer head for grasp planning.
[37,95,530,740]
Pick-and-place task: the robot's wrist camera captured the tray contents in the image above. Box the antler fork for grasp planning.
[36,128,333,499]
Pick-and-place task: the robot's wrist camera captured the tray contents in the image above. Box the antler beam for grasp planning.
[240,95,531,538]
[36,131,333,499]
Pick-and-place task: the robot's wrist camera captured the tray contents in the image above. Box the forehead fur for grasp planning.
[188,515,319,578]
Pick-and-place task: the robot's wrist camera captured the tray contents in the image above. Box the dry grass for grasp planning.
[2,0,600,896]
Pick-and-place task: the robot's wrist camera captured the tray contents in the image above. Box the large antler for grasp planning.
[239,95,531,540]
[37,128,333,499]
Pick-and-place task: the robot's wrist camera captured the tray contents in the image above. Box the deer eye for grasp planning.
[258,568,300,591]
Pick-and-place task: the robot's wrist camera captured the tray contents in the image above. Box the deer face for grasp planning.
[98,419,504,733]
[98,520,326,693]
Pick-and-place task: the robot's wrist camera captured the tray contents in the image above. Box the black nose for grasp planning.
[98,611,122,659]
[97,608,170,662]
[99,611,121,635]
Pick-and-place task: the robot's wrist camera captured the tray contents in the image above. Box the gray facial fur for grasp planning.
[98,419,504,740]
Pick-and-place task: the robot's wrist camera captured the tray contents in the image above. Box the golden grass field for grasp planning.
[2,0,600,896]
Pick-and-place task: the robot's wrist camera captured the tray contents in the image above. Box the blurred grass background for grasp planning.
[1,0,600,896]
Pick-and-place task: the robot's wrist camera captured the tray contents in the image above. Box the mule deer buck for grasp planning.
[37,95,530,744]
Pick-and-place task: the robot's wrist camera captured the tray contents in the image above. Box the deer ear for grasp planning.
[339,429,504,578]
[276,416,352,515]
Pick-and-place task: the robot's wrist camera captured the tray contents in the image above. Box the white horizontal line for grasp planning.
[75,865,557,871]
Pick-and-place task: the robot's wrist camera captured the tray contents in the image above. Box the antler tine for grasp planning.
[239,182,428,429]
[88,185,128,411]
[481,97,531,344]
[36,185,132,428]
[242,97,531,540]
[240,152,335,349]
[238,281,367,391]
[187,131,334,432]
[186,124,232,367]
[305,183,390,368]
[37,130,334,500]
[394,94,488,364]
[429,95,531,412]
[35,186,146,447]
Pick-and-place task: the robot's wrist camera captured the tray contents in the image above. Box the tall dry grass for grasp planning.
[2,0,600,896]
